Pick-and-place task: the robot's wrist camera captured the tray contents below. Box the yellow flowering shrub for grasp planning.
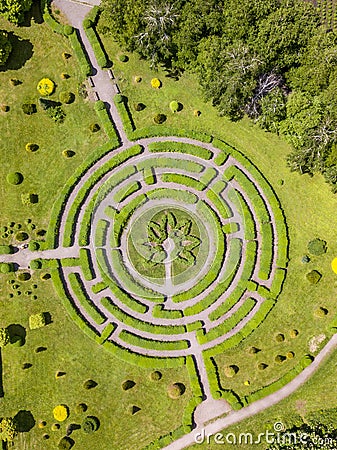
[37,78,55,96]
[331,257,337,274]
[151,78,161,89]
[53,404,69,422]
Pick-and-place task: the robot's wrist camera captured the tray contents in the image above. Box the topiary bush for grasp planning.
[75,403,87,414]
[290,329,299,338]
[306,270,322,284]
[134,76,142,83]
[314,306,328,318]
[114,94,123,104]
[53,405,69,422]
[63,25,74,35]
[15,231,28,241]
[224,365,239,377]
[193,109,201,117]
[59,91,75,104]
[22,103,37,115]
[151,78,161,88]
[17,272,31,281]
[83,379,98,390]
[308,238,327,256]
[0,104,9,112]
[169,100,179,113]
[25,143,39,152]
[58,436,74,449]
[0,327,9,348]
[275,354,286,363]
[149,370,162,381]
[0,262,13,273]
[286,351,295,359]
[89,123,100,132]
[82,416,100,433]
[40,273,51,281]
[29,312,47,330]
[153,113,166,124]
[51,423,60,431]
[37,78,55,96]
[275,333,285,342]
[119,54,128,62]
[6,172,23,185]
[133,102,145,111]
[28,241,40,251]
[83,18,93,29]
[29,259,42,270]
[302,255,310,263]
[167,383,185,399]
[62,150,75,158]
[248,346,261,354]
[0,245,13,254]
[21,193,38,205]
[121,380,136,391]
[257,363,268,370]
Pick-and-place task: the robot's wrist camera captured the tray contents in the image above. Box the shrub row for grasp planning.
[131,127,212,143]
[200,167,217,186]
[148,141,212,160]
[51,268,101,342]
[102,339,185,368]
[41,0,68,35]
[113,181,141,204]
[68,31,92,78]
[146,188,198,204]
[270,268,287,297]
[222,222,240,234]
[45,141,117,248]
[84,5,101,25]
[173,201,225,303]
[203,357,223,399]
[68,272,106,325]
[184,238,242,316]
[95,219,109,247]
[91,281,108,294]
[120,330,189,352]
[94,100,119,143]
[100,296,185,335]
[214,151,229,166]
[143,167,156,185]
[206,189,232,220]
[112,194,147,246]
[96,322,116,345]
[227,189,256,240]
[199,298,256,344]
[79,248,96,281]
[186,321,204,332]
[161,173,204,191]
[63,145,142,247]
[144,427,186,450]
[78,192,98,246]
[245,354,314,404]
[152,304,183,319]
[84,23,109,69]
[97,165,137,204]
[137,156,204,174]
[182,396,203,431]
[0,245,13,254]
[113,95,136,138]
[258,223,274,280]
[185,355,203,397]
[60,257,80,267]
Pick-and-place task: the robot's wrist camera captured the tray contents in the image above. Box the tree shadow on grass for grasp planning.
[0,33,33,72]
[20,2,43,27]
[7,324,26,345]
[14,410,35,432]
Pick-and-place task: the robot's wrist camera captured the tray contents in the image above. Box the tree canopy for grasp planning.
[0,0,33,25]
[99,0,337,191]
[0,30,11,65]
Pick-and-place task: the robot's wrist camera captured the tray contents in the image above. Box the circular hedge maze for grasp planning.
[50,137,288,374]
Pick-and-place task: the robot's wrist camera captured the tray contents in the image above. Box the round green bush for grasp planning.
[314,306,328,318]
[306,270,322,284]
[22,103,36,115]
[58,436,74,450]
[15,231,28,241]
[28,241,40,251]
[25,143,39,152]
[119,54,128,62]
[7,172,23,185]
[63,25,74,35]
[169,100,179,113]
[224,365,239,377]
[248,346,261,355]
[89,123,100,132]
[167,383,185,399]
[82,416,100,433]
[301,255,310,263]
[121,380,136,391]
[0,263,13,273]
[149,370,162,381]
[153,113,166,124]
[94,100,105,111]
[74,403,87,414]
[83,18,93,29]
[83,379,98,390]
[40,272,51,281]
[17,272,31,281]
[14,223,21,230]
[290,329,299,338]
[275,333,285,342]
[257,363,268,370]
[62,150,75,158]
[133,102,145,111]
[29,259,42,270]
[275,354,286,363]
[59,91,75,104]
[114,94,124,104]
[307,238,327,256]
[0,245,13,254]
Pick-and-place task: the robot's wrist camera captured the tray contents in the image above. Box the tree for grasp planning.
[0,30,11,65]
[0,0,33,25]
[0,327,9,348]
[0,417,17,442]
[256,87,287,132]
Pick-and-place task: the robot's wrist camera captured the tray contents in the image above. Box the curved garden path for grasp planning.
[1,1,336,449]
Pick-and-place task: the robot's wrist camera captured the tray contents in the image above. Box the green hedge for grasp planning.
[84,23,109,69]
[143,167,156,185]
[100,296,185,335]
[131,127,212,143]
[186,355,203,397]
[146,188,198,204]
[112,193,147,246]
[91,281,108,294]
[199,298,256,344]
[222,222,240,234]
[68,31,92,78]
[79,248,96,281]
[148,141,212,160]
[270,268,287,297]
[68,272,106,325]
[0,245,13,255]
[113,95,136,138]
[97,165,137,204]
[102,339,185,368]
[113,181,141,203]
[95,219,109,247]
[94,100,120,143]
[206,189,232,220]
[227,188,256,240]
[78,192,98,246]
[161,173,204,191]
[152,305,183,319]
[245,355,314,404]
[200,167,217,186]
[259,222,274,280]
[41,0,67,35]
[214,151,229,166]
[182,396,203,430]
[96,322,116,344]
[120,330,189,351]
[137,156,204,173]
